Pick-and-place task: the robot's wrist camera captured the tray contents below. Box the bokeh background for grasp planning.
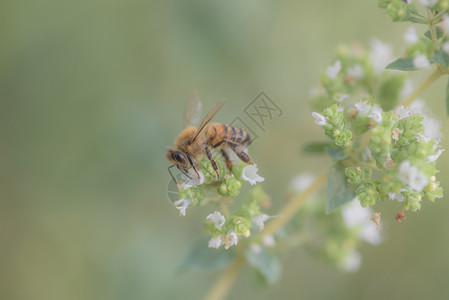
[2,0,449,299]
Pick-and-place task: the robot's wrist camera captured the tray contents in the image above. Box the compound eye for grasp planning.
[173,152,186,164]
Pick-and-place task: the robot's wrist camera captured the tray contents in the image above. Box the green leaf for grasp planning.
[386,57,418,71]
[424,27,445,40]
[302,141,331,154]
[325,146,348,161]
[433,50,449,68]
[406,17,428,24]
[446,77,449,116]
[178,239,236,271]
[326,163,356,213]
[246,248,281,285]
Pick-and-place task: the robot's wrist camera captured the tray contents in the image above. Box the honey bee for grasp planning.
[166,92,253,181]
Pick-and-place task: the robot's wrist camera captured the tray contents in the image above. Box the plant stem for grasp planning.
[428,9,437,41]
[203,172,328,300]
[203,255,245,300]
[401,67,444,107]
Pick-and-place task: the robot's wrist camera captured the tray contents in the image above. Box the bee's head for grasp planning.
[166,147,190,172]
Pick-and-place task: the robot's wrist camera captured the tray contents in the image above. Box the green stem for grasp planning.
[401,67,444,107]
[427,9,437,41]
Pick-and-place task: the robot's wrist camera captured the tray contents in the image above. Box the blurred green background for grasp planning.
[1,0,449,299]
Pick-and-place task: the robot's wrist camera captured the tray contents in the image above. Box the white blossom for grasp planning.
[180,170,205,189]
[428,148,444,163]
[342,199,382,245]
[206,211,226,229]
[252,214,270,231]
[413,55,431,69]
[335,94,350,103]
[409,100,443,140]
[241,164,265,185]
[419,0,438,7]
[370,39,393,73]
[398,160,429,192]
[262,234,276,247]
[404,26,419,45]
[343,250,362,272]
[392,128,403,142]
[249,243,262,254]
[369,105,383,123]
[312,112,327,126]
[394,105,410,120]
[443,15,449,33]
[346,64,364,78]
[326,60,341,79]
[290,173,316,193]
[223,231,238,249]
[389,192,405,202]
[208,236,223,249]
[355,101,372,117]
[174,198,191,216]
[443,42,449,54]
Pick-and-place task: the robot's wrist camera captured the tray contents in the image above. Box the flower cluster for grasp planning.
[172,153,271,250]
[310,41,444,217]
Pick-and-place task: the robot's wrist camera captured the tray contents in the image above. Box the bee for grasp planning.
[166,92,253,182]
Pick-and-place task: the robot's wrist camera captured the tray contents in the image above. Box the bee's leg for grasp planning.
[187,154,201,179]
[221,149,233,171]
[224,140,253,164]
[205,147,220,180]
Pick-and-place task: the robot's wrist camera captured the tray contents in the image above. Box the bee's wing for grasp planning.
[190,98,226,143]
[183,91,202,128]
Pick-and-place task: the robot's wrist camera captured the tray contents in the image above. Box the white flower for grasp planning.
[409,100,443,140]
[223,231,238,249]
[389,192,405,202]
[241,164,265,185]
[404,26,418,45]
[312,112,327,126]
[394,105,410,120]
[392,128,403,142]
[419,0,438,7]
[206,211,226,229]
[346,64,364,79]
[355,101,372,117]
[343,250,362,272]
[428,148,444,163]
[262,234,276,247]
[342,199,382,245]
[174,198,191,216]
[326,60,341,79]
[443,15,449,33]
[370,39,393,73]
[335,94,350,103]
[249,243,262,254]
[290,173,316,193]
[252,214,270,231]
[443,42,449,54]
[180,170,205,189]
[398,160,429,192]
[208,236,223,249]
[413,55,431,69]
[369,105,383,123]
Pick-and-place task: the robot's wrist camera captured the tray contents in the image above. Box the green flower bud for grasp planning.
[369,125,392,162]
[333,129,353,148]
[229,216,252,236]
[323,104,345,131]
[425,181,444,203]
[218,174,241,197]
[345,166,366,186]
[356,183,380,207]
[396,114,424,145]
[385,0,408,21]
[179,186,205,206]
[403,191,422,211]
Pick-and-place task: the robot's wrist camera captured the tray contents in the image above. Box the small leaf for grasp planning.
[178,239,235,271]
[302,142,331,154]
[386,57,418,71]
[246,248,281,285]
[446,77,449,116]
[433,50,449,68]
[406,17,427,24]
[325,146,349,161]
[424,27,445,40]
[326,163,356,213]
